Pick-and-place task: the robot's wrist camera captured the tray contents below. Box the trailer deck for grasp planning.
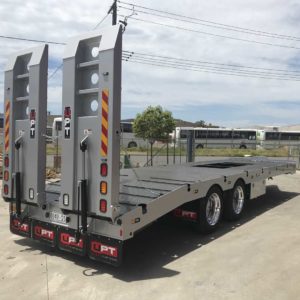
[118,157,295,205]
[44,157,295,209]
[43,157,296,234]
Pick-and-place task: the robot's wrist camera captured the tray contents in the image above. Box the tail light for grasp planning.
[100,163,108,177]
[100,181,107,195]
[29,188,34,200]
[100,199,107,213]
[4,156,9,168]
[4,171,9,181]
[4,184,9,195]
[63,194,69,206]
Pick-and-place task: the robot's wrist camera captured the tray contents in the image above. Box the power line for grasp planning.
[2,33,300,79]
[122,51,300,78]
[122,56,300,79]
[118,1,300,42]
[48,63,63,81]
[123,59,300,81]
[93,13,110,29]
[0,35,65,45]
[121,55,300,81]
[123,50,300,74]
[2,26,300,80]
[119,15,300,51]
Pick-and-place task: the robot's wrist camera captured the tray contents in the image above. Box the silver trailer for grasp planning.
[2,26,296,266]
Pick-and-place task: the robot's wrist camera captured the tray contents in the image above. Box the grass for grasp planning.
[46,144,61,155]
[44,144,297,158]
[121,146,291,157]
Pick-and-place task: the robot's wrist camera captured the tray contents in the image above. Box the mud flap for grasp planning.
[32,220,57,247]
[88,234,123,267]
[57,227,86,256]
[10,214,31,237]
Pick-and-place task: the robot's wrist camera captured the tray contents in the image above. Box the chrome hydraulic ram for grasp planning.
[76,134,89,241]
[14,134,23,216]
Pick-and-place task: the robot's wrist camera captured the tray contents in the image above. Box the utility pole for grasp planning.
[108,0,117,25]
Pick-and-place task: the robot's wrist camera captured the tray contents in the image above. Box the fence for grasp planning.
[120,136,300,170]
[0,133,298,173]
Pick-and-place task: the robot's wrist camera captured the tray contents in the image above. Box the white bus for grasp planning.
[257,130,300,149]
[172,127,257,149]
[120,121,148,148]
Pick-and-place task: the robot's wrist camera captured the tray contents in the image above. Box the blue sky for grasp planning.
[1,0,300,127]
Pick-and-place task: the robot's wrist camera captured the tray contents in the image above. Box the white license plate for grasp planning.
[49,212,67,224]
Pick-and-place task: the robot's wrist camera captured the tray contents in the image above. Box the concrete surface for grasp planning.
[0,172,300,300]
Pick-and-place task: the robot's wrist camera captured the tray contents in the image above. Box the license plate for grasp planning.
[49,212,67,224]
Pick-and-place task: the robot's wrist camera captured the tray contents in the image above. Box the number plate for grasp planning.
[49,212,67,224]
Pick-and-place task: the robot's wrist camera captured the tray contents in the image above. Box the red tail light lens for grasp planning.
[100,199,107,213]
[4,156,9,168]
[4,184,9,195]
[100,163,108,177]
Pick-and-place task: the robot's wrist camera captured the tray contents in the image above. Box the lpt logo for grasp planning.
[34,226,54,240]
[30,109,36,138]
[91,241,118,257]
[64,106,71,139]
[60,233,83,248]
[12,219,29,232]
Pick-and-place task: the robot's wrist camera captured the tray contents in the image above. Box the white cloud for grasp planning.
[0,0,300,126]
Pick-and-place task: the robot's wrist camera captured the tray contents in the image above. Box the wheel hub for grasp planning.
[206,192,221,226]
[233,186,244,214]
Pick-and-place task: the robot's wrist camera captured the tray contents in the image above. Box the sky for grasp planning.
[1,0,300,127]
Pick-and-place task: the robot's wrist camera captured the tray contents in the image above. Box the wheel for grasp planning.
[196,144,204,149]
[128,141,137,148]
[239,145,247,149]
[196,186,223,234]
[223,180,246,221]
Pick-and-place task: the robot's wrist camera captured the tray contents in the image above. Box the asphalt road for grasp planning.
[1,172,300,300]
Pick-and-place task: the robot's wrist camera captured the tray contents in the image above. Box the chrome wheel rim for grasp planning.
[233,186,244,214]
[206,192,221,226]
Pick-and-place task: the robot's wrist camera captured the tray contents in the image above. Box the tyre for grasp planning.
[128,141,137,148]
[196,186,223,234]
[223,180,246,221]
[239,145,247,149]
[196,144,204,149]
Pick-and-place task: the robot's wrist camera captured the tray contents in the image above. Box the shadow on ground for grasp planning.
[14,185,299,282]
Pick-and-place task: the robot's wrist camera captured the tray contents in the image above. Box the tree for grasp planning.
[195,120,206,127]
[133,106,176,165]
